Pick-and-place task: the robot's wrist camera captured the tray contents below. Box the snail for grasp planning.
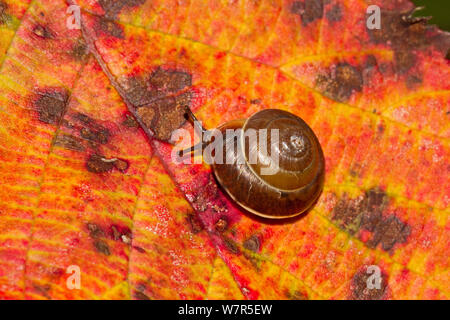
[180,108,325,219]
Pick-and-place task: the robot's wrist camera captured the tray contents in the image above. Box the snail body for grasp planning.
[184,108,325,219]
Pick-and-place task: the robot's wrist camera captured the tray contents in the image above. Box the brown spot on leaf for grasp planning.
[32,24,53,39]
[123,113,139,128]
[136,106,156,129]
[119,76,154,107]
[110,225,121,240]
[214,217,228,233]
[285,289,308,300]
[0,1,10,24]
[54,134,86,152]
[120,67,192,106]
[134,290,150,300]
[80,126,110,145]
[94,239,111,256]
[133,245,146,253]
[333,189,410,251]
[243,235,260,252]
[350,267,388,300]
[73,113,111,145]
[113,159,129,173]
[365,55,378,69]
[315,62,362,102]
[73,113,92,125]
[325,4,342,23]
[35,89,69,125]
[99,0,146,18]
[368,215,411,251]
[48,267,65,280]
[32,283,51,299]
[223,237,240,254]
[86,154,114,173]
[87,223,104,238]
[394,51,416,75]
[187,213,203,234]
[377,124,385,134]
[149,67,192,94]
[250,99,261,104]
[242,250,260,270]
[359,189,387,231]
[120,67,192,141]
[144,95,188,141]
[86,154,129,174]
[368,10,429,48]
[333,193,366,234]
[110,225,132,243]
[291,0,323,26]
[70,38,89,61]
[96,17,124,39]
[367,8,450,73]
[406,75,422,89]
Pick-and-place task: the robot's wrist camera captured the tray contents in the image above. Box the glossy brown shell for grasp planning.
[212,109,325,219]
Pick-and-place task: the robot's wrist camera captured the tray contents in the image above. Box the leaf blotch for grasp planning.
[325,4,342,24]
[133,290,150,300]
[187,213,204,234]
[149,67,192,95]
[332,189,411,252]
[95,17,125,39]
[32,24,53,39]
[94,239,111,256]
[367,9,441,50]
[74,113,111,145]
[405,74,422,89]
[315,62,362,102]
[80,127,109,145]
[35,88,69,125]
[110,224,132,243]
[54,134,86,152]
[368,215,411,251]
[350,267,388,300]
[121,67,193,141]
[32,283,51,299]
[0,1,10,25]
[285,289,308,300]
[214,217,228,233]
[113,158,130,173]
[86,154,114,173]
[394,50,416,75]
[136,93,190,141]
[291,0,324,26]
[99,0,146,18]
[122,113,139,128]
[223,237,240,254]
[87,222,105,238]
[367,9,450,73]
[86,154,129,174]
[133,245,146,254]
[121,67,192,106]
[70,38,89,61]
[243,235,260,253]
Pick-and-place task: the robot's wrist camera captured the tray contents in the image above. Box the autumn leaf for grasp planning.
[0,0,448,300]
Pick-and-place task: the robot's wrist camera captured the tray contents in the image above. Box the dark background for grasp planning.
[412,0,450,31]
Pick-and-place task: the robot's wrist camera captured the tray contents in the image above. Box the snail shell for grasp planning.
[211,109,325,219]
